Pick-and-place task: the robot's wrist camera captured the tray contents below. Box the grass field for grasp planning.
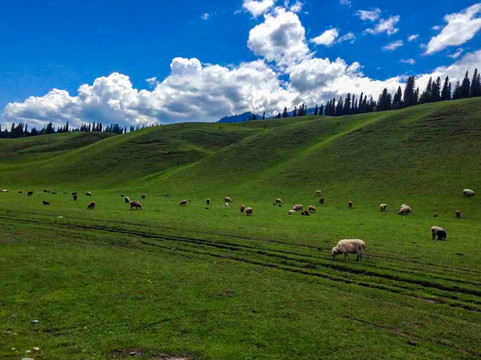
[1,98,481,359]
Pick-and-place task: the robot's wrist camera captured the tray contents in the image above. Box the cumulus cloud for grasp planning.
[365,15,400,36]
[310,28,339,46]
[407,34,418,42]
[382,40,404,51]
[426,4,481,55]
[400,59,416,65]
[242,0,276,17]
[355,8,381,22]
[247,8,309,68]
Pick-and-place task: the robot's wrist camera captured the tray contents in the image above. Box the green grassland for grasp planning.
[1,98,481,359]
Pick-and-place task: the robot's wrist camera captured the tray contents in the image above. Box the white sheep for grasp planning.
[379,203,387,211]
[463,189,475,197]
[331,239,366,261]
[431,226,447,240]
[292,204,303,211]
[398,204,412,215]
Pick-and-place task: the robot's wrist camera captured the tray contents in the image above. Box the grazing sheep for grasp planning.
[398,204,412,215]
[308,205,317,213]
[124,196,131,204]
[301,210,310,216]
[130,200,142,210]
[224,202,229,207]
[319,197,325,204]
[463,189,475,197]
[431,226,447,240]
[380,203,387,211]
[18,190,23,194]
[42,201,50,205]
[245,207,253,216]
[273,198,283,206]
[141,193,147,199]
[240,205,245,213]
[288,210,295,215]
[73,194,78,201]
[43,189,50,193]
[87,201,96,210]
[224,197,232,203]
[331,239,365,261]
[206,198,211,206]
[1,189,8,193]
[348,200,353,210]
[315,189,322,197]
[27,191,33,196]
[433,211,438,217]
[455,210,461,218]
[86,192,92,197]
[179,199,187,206]
[292,204,303,211]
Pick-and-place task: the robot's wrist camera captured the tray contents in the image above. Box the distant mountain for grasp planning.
[218,112,254,123]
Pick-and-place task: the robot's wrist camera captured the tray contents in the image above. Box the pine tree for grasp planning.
[471,69,480,97]
[282,107,288,118]
[453,81,462,99]
[319,104,324,116]
[293,106,298,117]
[461,71,471,98]
[392,86,402,109]
[313,104,319,116]
[441,76,451,101]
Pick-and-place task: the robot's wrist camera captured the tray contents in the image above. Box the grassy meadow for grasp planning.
[1,98,481,359]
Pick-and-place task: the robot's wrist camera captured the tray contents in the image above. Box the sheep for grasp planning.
[206,198,211,206]
[463,189,475,197]
[348,200,354,210]
[315,189,322,197]
[130,200,142,210]
[308,205,317,213]
[398,204,412,215]
[42,201,50,206]
[288,210,295,215]
[380,203,387,211]
[292,204,303,211]
[433,211,438,217]
[43,189,50,193]
[141,193,147,199]
[273,198,283,206]
[52,191,57,195]
[331,239,365,261]
[240,205,245,213]
[124,196,131,204]
[87,201,96,210]
[455,210,461,218]
[179,199,187,206]
[301,210,310,216]
[431,226,447,240]
[18,190,23,194]
[0,189,8,193]
[73,194,78,201]
[27,191,33,196]
[319,197,325,205]
[224,197,232,203]
[86,192,92,197]
[224,202,229,207]
[245,207,253,216]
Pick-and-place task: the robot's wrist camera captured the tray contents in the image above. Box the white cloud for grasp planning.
[449,48,464,59]
[338,32,355,43]
[366,15,400,36]
[242,0,276,17]
[382,40,404,51]
[355,8,381,22]
[340,0,351,7]
[247,8,309,68]
[426,4,481,55]
[432,25,441,31]
[310,28,339,46]
[407,34,418,42]
[289,1,303,13]
[145,77,159,88]
[400,59,416,65]
[201,13,210,20]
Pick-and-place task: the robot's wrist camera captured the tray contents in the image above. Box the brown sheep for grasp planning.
[380,203,387,211]
[319,197,325,204]
[130,200,142,210]
[245,207,253,216]
[86,192,92,197]
[87,201,96,210]
[240,204,245,213]
[206,198,211,206]
[179,199,187,206]
[308,205,317,213]
[141,193,147,199]
[27,191,33,196]
[315,189,322,196]
[42,201,50,205]
[273,198,283,206]
[224,197,233,203]
[348,200,353,210]
[455,210,461,218]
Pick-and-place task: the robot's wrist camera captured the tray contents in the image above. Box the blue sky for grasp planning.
[1,0,481,127]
